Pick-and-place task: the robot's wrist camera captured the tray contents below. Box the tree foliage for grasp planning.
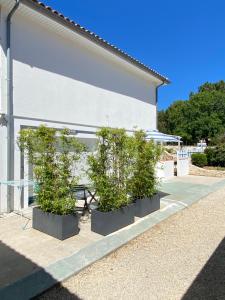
[198,80,225,93]
[18,125,85,215]
[88,128,162,212]
[128,130,162,199]
[205,143,225,168]
[158,80,225,144]
[88,128,133,212]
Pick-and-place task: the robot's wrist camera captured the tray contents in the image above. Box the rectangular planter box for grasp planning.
[91,204,135,236]
[134,193,160,218]
[32,207,79,240]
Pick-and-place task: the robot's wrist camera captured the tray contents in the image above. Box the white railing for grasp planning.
[182,147,205,157]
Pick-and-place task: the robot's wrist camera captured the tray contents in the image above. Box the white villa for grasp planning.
[0,0,171,213]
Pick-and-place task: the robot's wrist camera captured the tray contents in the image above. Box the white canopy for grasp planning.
[146,130,181,143]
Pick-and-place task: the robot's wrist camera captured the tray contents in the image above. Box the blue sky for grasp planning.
[43,0,225,109]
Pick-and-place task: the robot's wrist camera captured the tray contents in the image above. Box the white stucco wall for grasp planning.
[11,5,158,131]
[0,2,163,212]
[177,157,189,177]
[156,161,175,181]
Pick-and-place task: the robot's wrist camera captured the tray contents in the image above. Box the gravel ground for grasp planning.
[39,186,225,300]
[189,164,225,177]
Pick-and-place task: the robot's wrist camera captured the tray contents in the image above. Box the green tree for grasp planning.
[158,110,168,133]
[158,80,225,144]
[198,80,225,93]
[188,90,225,144]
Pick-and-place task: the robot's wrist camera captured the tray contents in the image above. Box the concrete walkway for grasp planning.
[1,176,225,299]
[39,179,225,300]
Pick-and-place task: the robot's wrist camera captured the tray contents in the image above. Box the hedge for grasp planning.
[205,145,225,167]
[191,153,207,168]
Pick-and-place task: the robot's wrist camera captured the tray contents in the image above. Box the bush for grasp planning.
[18,125,85,215]
[88,128,162,211]
[205,144,225,167]
[204,147,215,166]
[165,147,174,154]
[191,153,207,167]
[128,130,162,199]
[88,128,133,212]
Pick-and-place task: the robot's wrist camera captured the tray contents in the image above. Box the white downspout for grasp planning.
[6,0,20,211]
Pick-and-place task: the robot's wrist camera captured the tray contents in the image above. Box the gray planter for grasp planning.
[32,207,79,240]
[134,193,160,217]
[91,204,135,236]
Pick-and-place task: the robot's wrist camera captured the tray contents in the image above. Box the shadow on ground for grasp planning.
[182,237,225,300]
[37,284,81,300]
[158,191,170,198]
[0,241,80,299]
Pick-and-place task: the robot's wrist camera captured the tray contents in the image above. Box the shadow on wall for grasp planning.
[11,13,155,105]
[0,241,80,299]
[182,236,225,300]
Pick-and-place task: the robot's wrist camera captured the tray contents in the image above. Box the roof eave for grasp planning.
[20,0,170,84]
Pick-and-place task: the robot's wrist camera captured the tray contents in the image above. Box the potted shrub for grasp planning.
[18,125,84,240]
[88,128,135,236]
[129,130,162,218]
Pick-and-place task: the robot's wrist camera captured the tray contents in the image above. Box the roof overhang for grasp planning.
[2,0,170,84]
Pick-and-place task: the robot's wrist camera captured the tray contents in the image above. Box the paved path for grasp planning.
[39,184,225,300]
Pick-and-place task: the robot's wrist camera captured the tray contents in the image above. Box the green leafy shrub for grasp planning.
[191,153,207,167]
[88,128,133,212]
[205,144,225,167]
[18,125,85,215]
[128,130,162,199]
[204,147,215,166]
[165,147,174,154]
[88,128,162,211]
